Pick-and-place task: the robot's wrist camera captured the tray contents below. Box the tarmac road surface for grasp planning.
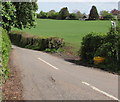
[11,45,119,100]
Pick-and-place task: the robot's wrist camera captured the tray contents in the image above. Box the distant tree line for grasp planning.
[37,7,87,20]
[37,6,120,20]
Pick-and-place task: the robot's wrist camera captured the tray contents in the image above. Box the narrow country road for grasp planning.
[11,45,119,100]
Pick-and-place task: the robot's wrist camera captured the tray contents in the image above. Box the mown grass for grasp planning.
[13,19,111,51]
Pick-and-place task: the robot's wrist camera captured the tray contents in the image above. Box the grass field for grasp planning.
[14,19,111,51]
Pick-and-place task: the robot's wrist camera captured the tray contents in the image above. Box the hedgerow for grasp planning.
[0,28,11,79]
[8,31,64,52]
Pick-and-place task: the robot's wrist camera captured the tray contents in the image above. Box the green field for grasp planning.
[15,19,111,51]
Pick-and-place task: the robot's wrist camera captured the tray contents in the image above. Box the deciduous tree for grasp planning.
[1,1,38,32]
[38,11,48,19]
[1,2,16,32]
[13,2,38,30]
[47,10,58,19]
[100,10,114,20]
[57,7,69,20]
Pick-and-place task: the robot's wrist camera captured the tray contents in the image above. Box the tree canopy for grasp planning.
[100,10,115,20]
[89,5,99,20]
[47,10,59,19]
[1,2,16,32]
[37,11,48,19]
[1,1,38,32]
[57,7,69,20]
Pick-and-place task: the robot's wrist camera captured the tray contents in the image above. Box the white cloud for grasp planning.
[38,0,120,2]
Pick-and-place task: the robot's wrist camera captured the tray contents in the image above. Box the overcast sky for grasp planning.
[38,0,120,2]
[37,0,119,14]
[37,2,118,14]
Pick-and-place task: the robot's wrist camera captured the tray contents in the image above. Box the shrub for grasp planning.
[8,31,64,52]
[117,37,120,64]
[0,28,11,79]
[80,31,120,73]
[116,26,120,33]
[116,22,120,33]
[44,37,64,53]
[47,37,64,49]
[95,33,120,62]
[103,14,115,20]
[80,32,104,63]
[95,42,116,62]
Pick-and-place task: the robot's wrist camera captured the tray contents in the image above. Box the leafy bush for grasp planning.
[116,26,120,33]
[103,14,115,20]
[80,32,104,63]
[0,28,11,79]
[80,31,120,73]
[117,37,120,64]
[47,37,64,49]
[116,22,120,33]
[44,37,64,53]
[8,31,64,52]
[95,42,115,60]
[95,33,118,62]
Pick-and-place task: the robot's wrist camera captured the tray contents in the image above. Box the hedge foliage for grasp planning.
[0,28,11,79]
[8,31,64,52]
[80,32,105,63]
[80,32,120,73]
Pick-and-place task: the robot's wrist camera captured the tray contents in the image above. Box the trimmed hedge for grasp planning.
[0,28,11,79]
[8,31,64,51]
[80,32,120,73]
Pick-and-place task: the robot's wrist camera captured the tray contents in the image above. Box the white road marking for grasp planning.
[37,57,118,100]
[82,82,90,86]
[82,81,119,101]
[38,58,59,70]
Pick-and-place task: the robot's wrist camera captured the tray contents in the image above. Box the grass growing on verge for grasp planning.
[13,19,111,52]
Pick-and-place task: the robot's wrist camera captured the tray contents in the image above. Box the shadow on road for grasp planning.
[64,58,93,68]
[65,58,119,75]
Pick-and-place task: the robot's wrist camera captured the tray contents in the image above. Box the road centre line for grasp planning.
[38,57,118,100]
[82,81,119,101]
[82,82,90,86]
[38,58,59,70]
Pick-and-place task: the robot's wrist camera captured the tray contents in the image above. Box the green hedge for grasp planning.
[80,32,120,73]
[8,31,64,51]
[80,32,105,63]
[0,28,11,79]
